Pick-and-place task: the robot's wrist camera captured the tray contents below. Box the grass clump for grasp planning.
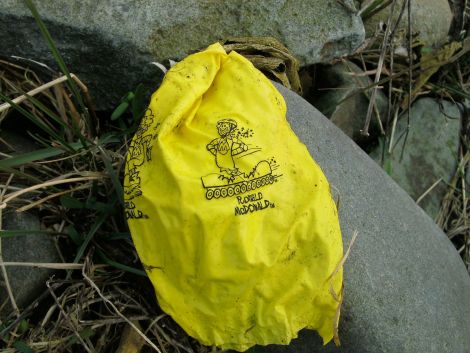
[0,2,214,352]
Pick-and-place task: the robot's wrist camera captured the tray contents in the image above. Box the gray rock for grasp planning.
[0,130,39,154]
[259,83,470,352]
[0,13,164,112]
[361,0,452,48]
[310,61,388,144]
[1,211,60,315]
[369,98,461,220]
[0,130,60,316]
[0,0,365,109]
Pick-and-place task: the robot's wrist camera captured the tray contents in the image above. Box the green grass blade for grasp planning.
[96,249,147,277]
[13,341,35,353]
[60,195,85,209]
[65,327,96,348]
[73,211,109,264]
[430,83,470,99]
[0,142,82,169]
[111,101,130,121]
[23,93,69,130]
[23,0,89,124]
[99,147,124,206]
[66,225,83,245]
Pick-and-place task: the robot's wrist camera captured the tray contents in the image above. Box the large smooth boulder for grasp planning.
[369,98,461,220]
[261,83,470,352]
[0,0,364,109]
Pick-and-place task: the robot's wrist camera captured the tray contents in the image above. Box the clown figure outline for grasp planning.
[201,119,281,200]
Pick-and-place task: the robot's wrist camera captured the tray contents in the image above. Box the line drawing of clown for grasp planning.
[201,119,281,200]
[124,109,161,218]
[206,119,248,182]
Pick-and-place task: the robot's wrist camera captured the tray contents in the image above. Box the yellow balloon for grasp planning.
[124,43,343,351]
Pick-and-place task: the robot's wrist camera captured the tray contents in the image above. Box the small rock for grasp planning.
[0,130,60,315]
[361,0,452,48]
[0,211,60,315]
[262,83,470,352]
[0,0,365,109]
[369,98,461,220]
[309,61,388,144]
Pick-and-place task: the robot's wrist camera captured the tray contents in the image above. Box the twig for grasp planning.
[82,258,163,353]
[46,279,95,353]
[145,314,167,335]
[361,0,398,136]
[153,324,194,353]
[399,0,412,162]
[328,230,359,296]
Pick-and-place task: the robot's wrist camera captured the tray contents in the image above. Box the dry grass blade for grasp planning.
[15,182,91,212]
[46,279,96,353]
[0,262,85,269]
[361,0,399,136]
[0,173,106,209]
[328,230,359,346]
[0,74,87,114]
[416,178,443,205]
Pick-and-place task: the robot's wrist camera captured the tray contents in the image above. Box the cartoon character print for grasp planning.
[201,119,280,200]
[206,119,249,182]
[124,109,159,218]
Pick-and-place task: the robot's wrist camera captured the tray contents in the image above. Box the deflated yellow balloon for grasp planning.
[124,43,343,351]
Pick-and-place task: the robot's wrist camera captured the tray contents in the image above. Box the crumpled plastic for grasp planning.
[124,43,343,351]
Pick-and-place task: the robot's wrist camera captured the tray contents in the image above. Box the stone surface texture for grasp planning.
[310,61,387,144]
[0,130,60,314]
[361,0,452,48]
[1,212,60,314]
[0,0,364,109]
[260,83,470,353]
[369,98,461,220]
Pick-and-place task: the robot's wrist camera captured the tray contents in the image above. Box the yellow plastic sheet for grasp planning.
[124,43,343,351]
